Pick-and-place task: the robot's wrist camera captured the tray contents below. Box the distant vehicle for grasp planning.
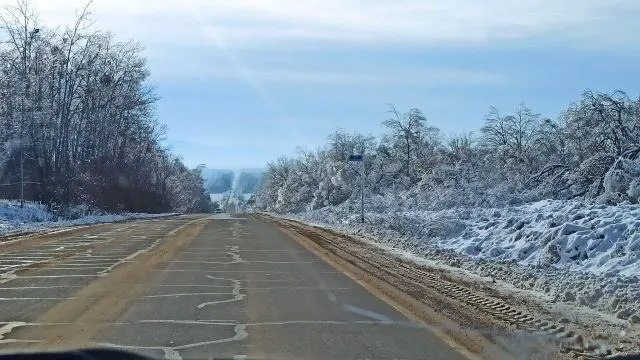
[212,208,223,214]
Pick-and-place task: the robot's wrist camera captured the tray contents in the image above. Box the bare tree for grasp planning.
[382,104,428,181]
[0,0,210,213]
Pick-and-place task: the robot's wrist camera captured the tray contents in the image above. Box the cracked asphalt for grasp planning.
[0,214,466,360]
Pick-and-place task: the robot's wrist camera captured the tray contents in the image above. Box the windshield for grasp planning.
[0,1,639,359]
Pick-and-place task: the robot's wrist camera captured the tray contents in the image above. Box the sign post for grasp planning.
[348,154,365,223]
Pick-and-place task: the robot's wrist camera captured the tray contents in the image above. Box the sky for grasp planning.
[12,0,640,169]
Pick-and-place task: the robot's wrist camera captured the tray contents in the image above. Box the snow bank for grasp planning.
[290,199,640,321]
[0,200,175,237]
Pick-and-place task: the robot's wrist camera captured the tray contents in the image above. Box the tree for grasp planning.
[253,90,640,214]
[0,1,210,214]
[480,104,543,186]
[382,104,435,183]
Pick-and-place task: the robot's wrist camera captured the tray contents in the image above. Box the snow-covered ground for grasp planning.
[286,199,640,323]
[0,200,175,237]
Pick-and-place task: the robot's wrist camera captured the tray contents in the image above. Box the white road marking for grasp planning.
[227,245,245,264]
[66,258,124,261]
[98,235,169,276]
[342,304,392,323]
[327,291,338,303]
[50,263,118,267]
[138,319,237,325]
[0,322,26,340]
[192,242,248,309]
[93,325,248,354]
[0,286,84,290]
[9,274,97,278]
[197,275,245,308]
[0,297,67,301]
[47,266,109,270]
[174,324,248,350]
[141,293,232,298]
[0,272,17,284]
[98,249,147,276]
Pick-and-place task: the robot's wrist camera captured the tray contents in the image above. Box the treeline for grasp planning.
[254,89,640,213]
[0,1,210,213]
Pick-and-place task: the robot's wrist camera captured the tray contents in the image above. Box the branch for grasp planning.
[524,163,569,188]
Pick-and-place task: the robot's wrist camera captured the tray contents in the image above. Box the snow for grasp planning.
[0,200,175,237]
[287,199,640,321]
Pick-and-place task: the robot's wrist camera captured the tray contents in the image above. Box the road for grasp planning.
[0,214,467,360]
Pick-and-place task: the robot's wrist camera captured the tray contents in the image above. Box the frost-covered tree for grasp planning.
[480,104,544,186]
[253,90,640,214]
[0,1,210,213]
[382,104,437,184]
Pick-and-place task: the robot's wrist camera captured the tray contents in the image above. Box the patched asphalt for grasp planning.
[0,215,466,360]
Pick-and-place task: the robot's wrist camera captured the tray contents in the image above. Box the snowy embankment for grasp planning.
[0,200,176,237]
[288,199,640,322]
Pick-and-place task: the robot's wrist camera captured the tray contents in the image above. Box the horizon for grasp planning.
[16,0,640,169]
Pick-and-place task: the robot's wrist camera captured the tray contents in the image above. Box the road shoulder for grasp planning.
[258,214,522,359]
[259,214,617,360]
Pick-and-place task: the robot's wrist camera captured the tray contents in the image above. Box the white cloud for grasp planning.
[2,0,636,90]
[5,0,640,46]
[150,64,504,86]
[257,69,502,85]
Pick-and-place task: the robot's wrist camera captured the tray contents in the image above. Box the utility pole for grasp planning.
[19,29,38,208]
[20,146,24,208]
[20,55,26,208]
[349,154,365,224]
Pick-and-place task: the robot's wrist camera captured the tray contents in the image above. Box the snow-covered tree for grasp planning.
[0,1,210,213]
[253,90,640,214]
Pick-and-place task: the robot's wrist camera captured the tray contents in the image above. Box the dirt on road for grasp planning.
[7,217,207,350]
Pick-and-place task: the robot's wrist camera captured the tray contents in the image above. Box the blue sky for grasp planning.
[25,0,640,168]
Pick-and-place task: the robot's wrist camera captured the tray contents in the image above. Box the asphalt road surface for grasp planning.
[0,214,467,360]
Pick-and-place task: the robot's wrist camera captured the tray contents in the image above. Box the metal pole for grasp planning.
[20,36,28,209]
[20,148,24,208]
[20,82,25,208]
[360,155,364,224]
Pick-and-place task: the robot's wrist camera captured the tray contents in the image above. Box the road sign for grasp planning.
[348,154,363,161]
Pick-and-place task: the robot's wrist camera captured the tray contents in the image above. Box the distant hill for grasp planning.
[202,169,234,193]
[202,168,264,195]
[202,168,263,213]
